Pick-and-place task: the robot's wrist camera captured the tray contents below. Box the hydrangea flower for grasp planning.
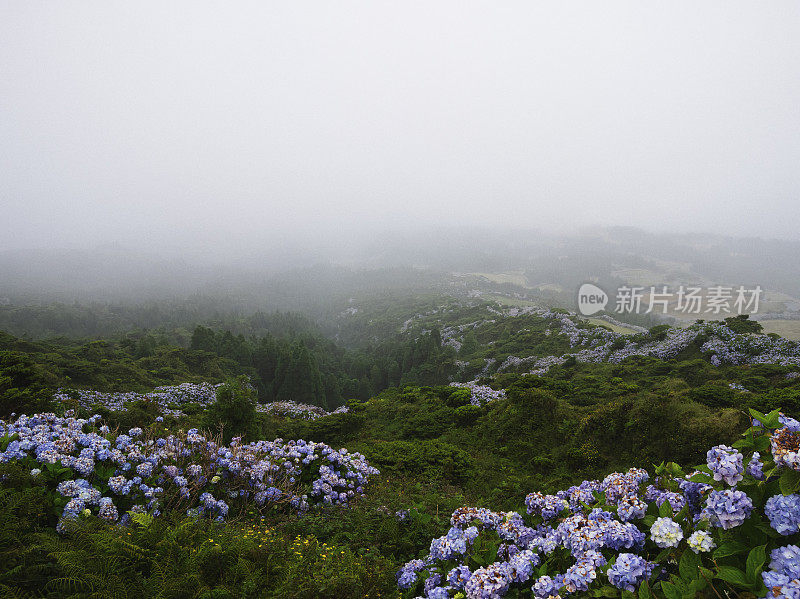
[525,492,568,521]
[532,575,563,599]
[707,445,743,486]
[396,559,426,589]
[650,517,683,548]
[765,494,800,536]
[617,496,646,522]
[687,530,716,553]
[0,411,379,533]
[763,545,800,596]
[702,489,753,530]
[447,565,471,590]
[747,452,765,480]
[607,553,654,591]
[562,558,598,593]
[772,427,800,471]
[465,563,512,598]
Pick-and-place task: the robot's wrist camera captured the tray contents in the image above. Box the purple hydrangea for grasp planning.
[765,494,800,536]
[763,545,800,595]
[747,452,765,480]
[465,563,512,598]
[707,445,743,486]
[607,553,654,591]
[702,489,753,530]
[532,575,563,599]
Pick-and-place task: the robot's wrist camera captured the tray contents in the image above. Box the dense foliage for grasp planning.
[4,297,800,597]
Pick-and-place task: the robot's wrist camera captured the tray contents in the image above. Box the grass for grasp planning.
[585,317,638,335]
[760,320,800,341]
[469,271,530,288]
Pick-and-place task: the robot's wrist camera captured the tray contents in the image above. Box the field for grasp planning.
[585,317,638,335]
[760,319,800,341]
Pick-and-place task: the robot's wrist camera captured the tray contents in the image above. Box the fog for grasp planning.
[2,0,799,262]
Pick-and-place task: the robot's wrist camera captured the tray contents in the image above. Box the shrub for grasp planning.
[203,376,257,442]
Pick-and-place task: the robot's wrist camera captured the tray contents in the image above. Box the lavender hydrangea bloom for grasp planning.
[780,415,800,432]
[525,492,568,521]
[607,553,654,591]
[617,496,646,522]
[562,559,598,593]
[532,575,563,599]
[465,563,512,598]
[747,452,765,480]
[765,494,800,536]
[702,489,753,530]
[447,565,471,589]
[707,445,744,486]
[763,545,800,596]
[507,549,540,583]
[396,559,425,589]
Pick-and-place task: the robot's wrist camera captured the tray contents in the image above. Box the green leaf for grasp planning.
[715,565,750,588]
[754,435,771,452]
[779,469,800,496]
[713,541,750,559]
[679,550,701,581]
[655,548,673,563]
[637,581,651,599]
[129,512,153,528]
[658,501,673,518]
[673,504,689,524]
[659,581,681,599]
[688,472,713,484]
[746,545,767,584]
[733,438,754,450]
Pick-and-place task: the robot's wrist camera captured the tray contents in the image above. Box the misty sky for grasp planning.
[2,1,799,255]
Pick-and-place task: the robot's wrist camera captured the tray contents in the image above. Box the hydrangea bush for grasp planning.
[257,400,350,420]
[0,411,379,533]
[54,382,224,417]
[397,408,800,599]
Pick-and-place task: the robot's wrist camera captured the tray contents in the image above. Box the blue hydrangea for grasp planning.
[446,565,471,589]
[765,494,800,536]
[702,489,753,530]
[747,452,765,480]
[464,563,512,598]
[763,545,800,596]
[396,559,425,589]
[678,476,712,514]
[532,575,563,599]
[607,553,654,591]
[617,496,646,522]
[707,445,744,486]
[562,558,598,593]
[772,428,800,471]
[525,492,569,521]
[507,549,540,583]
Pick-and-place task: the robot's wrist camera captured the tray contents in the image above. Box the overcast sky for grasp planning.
[2,1,799,255]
